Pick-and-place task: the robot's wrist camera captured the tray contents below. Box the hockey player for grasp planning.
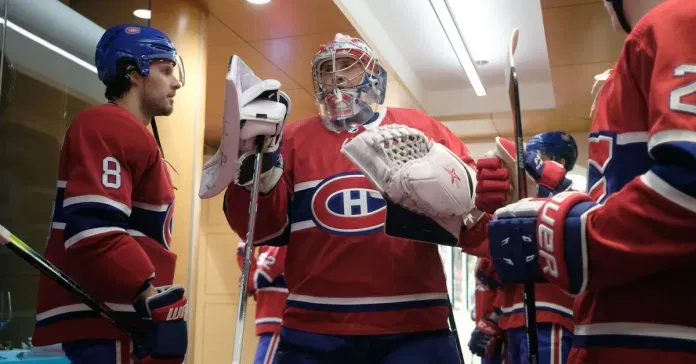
[235,242,288,364]
[221,33,490,363]
[476,132,578,364]
[468,257,505,364]
[32,25,188,363]
[481,0,696,363]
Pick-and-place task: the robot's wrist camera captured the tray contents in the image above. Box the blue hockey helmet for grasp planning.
[526,131,578,171]
[95,24,184,87]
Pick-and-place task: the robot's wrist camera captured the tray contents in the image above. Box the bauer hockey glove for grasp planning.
[487,191,595,294]
[468,314,504,359]
[132,285,188,364]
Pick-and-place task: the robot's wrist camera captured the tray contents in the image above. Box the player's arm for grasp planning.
[254,246,287,290]
[61,114,156,300]
[490,29,696,295]
[566,29,696,292]
[224,127,294,247]
[430,117,491,257]
[236,241,257,295]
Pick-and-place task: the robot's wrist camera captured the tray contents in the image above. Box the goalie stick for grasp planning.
[0,224,141,342]
[231,135,265,364]
[507,28,540,364]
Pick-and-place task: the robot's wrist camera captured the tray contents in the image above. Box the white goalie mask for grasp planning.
[311,33,387,132]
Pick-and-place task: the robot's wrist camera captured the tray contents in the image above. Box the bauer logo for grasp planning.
[311,172,386,235]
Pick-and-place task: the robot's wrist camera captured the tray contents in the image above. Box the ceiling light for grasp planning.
[429,0,486,96]
[247,0,271,4]
[133,9,151,19]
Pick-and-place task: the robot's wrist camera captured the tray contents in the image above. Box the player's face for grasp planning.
[318,56,366,92]
[142,60,182,117]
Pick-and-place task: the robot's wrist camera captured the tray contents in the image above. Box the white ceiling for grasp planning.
[333,0,556,117]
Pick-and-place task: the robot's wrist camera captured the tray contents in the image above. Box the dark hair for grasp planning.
[104,60,141,101]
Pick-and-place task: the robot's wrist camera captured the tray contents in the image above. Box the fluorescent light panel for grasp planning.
[0,18,97,74]
[133,9,151,20]
[429,0,486,96]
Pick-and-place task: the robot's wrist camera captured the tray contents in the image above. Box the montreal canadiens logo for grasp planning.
[311,172,386,235]
[161,201,175,249]
[125,26,141,34]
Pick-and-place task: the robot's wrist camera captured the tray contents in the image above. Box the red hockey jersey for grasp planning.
[560,0,696,362]
[236,243,288,335]
[33,104,177,345]
[473,258,499,323]
[224,107,489,336]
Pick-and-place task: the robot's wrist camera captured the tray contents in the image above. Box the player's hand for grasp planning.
[487,191,593,291]
[475,137,517,213]
[468,316,504,359]
[132,285,188,364]
[522,150,573,197]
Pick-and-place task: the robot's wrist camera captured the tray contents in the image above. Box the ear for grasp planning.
[127,69,144,87]
[558,157,567,168]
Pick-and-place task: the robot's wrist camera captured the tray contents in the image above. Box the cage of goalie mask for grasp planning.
[311,33,387,132]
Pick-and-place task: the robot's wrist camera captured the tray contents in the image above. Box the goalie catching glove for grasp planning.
[340,124,479,246]
[199,55,291,199]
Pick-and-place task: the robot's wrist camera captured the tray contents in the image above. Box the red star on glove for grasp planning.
[445,167,461,184]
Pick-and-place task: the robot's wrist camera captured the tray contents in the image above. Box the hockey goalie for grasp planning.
[203,33,493,363]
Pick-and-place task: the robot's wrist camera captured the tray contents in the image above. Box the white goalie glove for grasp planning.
[199,55,291,199]
[340,124,479,246]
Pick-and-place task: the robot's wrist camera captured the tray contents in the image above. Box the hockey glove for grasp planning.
[132,285,188,364]
[488,191,596,294]
[523,149,573,197]
[475,137,573,213]
[468,315,504,359]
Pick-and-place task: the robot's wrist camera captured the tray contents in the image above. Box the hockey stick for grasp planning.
[231,135,265,364]
[507,28,540,364]
[446,293,465,364]
[0,224,141,342]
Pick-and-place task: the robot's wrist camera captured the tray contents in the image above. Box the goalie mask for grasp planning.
[311,33,387,132]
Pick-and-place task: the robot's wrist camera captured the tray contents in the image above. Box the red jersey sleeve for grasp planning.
[224,125,296,246]
[543,6,696,295]
[429,116,491,257]
[474,257,501,322]
[61,112,156,299]
[254,246,286,287]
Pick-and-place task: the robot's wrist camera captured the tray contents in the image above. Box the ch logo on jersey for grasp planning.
[311,172,386,235]
[161,201,175,250]
[587,134,613,203]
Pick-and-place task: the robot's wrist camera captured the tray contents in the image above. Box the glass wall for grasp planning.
[0,0,150,350]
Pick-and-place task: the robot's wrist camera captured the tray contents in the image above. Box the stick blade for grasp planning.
[508,28,519,68]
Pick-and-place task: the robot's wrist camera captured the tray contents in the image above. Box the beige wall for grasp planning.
[192,168,259,363]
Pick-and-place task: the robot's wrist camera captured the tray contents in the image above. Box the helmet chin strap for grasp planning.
[610,0,632,33]
[150,117,164,158]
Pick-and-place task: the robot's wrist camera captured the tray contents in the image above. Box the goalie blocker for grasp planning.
[341,124,484,246]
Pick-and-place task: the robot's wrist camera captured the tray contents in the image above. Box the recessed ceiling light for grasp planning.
[133,9,151,20]
[247,0,271,4]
